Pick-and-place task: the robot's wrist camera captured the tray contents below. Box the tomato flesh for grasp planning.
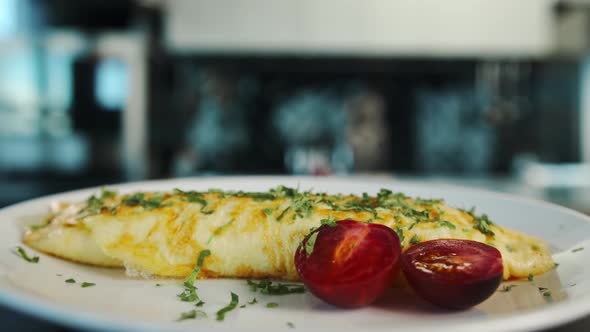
[401,239,503,310]
[295,219,401,308]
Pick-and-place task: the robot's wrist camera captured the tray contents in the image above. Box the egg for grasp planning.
[24,188,554,280]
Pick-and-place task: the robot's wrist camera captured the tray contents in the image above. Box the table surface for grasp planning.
[1,302,589,332]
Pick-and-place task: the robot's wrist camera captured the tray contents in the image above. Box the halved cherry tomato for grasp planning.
[401,239,503,310]
[294,219,401,308]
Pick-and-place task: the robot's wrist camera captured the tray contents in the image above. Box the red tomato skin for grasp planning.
[295,220,401,308]
[401,239,503,310]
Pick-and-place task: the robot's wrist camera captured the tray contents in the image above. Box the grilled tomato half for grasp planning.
[401,239,503,309]
[295,219,401,308]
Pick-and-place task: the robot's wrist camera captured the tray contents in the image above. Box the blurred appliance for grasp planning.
[145,0,589,177]
[165,0,587,57]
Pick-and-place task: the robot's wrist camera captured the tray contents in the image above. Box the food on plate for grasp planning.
[401,239,503,309]
[294,219,401,308]
[23,186,554,281]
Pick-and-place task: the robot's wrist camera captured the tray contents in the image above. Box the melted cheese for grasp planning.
[24,191,554,280]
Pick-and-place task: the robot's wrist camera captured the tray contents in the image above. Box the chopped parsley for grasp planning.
[462,228,471,233]
[498,285,517,292]
[410,235,420,245]
[527,274,534,282]
[178,250,211,302]
[155,283,162,287]
[572,247,584,253]
[554,263,560,269]
[14,246,39,263]
[266,302,279,308]
[81,282,95,288]
[404,209,431,223]
[65,278,76,283]
[28,221,50,231]
[505,245,514,253]
[276,207,291,222]
[305,232,319,257]
[320,216,337,227]
[101,187,117,199]
[290,192,315,220]
[287,322,295,328]
[438,220,456,230]
[538,287,552,299]
[77,188,118,218]
[207,219,235,244]
[472,214,495,237]
[414,198,443,205]
[263,207,274,216]
[247,280,305,295]
[240,304,247,308]
[195,300,205,307]
[177,309,206,321]
[394,226,405,242]
[173,189,214,214]
[216,292,239,321]
[122,193,171,210]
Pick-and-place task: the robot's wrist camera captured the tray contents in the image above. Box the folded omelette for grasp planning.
[23,186,554,280]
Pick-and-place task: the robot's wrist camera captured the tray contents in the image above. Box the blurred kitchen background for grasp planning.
[2,0,590,213]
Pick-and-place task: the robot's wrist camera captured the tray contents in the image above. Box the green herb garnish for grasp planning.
[174,189,215,214]
[473,214,495,237]
[216,292,239,321]
[263,207,273,216]
[414,198,443,205]
[287,322,295,328]
[207,219,235,244]
[77,188,118,218]
[498,285,517,292]
[247,280,305,295]
[14,246,39,263]
[81,282,95,288]
[28,222,50,231]
[248,298,258,304]
[65,278,76,283]
[122,192,171,210]
[195,300,205,307]
[101,187,117,199]
[572,247,584,253]
[320,216,337,227]
[178,250,211,302]
[394,226,405,242]
[528,274,534,282]
[177,309,206,321]
[305,232,319,257]
[410,235,420,245]
[438,220,456,230]
[266,302,279,308]
[276,207,291,222]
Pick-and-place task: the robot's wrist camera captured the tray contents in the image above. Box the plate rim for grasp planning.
[1,175,590,332]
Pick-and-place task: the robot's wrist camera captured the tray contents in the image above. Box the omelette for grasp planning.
[23,186,554,281]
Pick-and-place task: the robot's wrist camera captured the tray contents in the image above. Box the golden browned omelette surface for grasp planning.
[23,187,554,280]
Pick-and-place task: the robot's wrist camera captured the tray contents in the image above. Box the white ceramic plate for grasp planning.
[1,176,590,332]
